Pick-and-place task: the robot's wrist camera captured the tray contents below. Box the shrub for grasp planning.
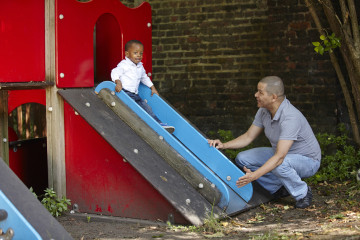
[31,187,71,217]
[308,124,360,184]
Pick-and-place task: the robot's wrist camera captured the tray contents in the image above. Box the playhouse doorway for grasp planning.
[8,90,48,196]
[94,13,122,86]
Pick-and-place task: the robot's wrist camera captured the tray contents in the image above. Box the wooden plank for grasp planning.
[58,88,224,226]
[0,82,53,90]
[0,91,9,165]
[45,0,66,197]
[97,88,222,206]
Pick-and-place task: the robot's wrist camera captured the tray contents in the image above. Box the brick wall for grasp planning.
[124,0,339,137]
[265,0,338,134]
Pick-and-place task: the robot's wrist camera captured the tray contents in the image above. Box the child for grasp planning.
[111,40,175,133]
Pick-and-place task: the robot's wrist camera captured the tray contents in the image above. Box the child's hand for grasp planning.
[115,80,122,92]
[150,86,159,96]
[115,84,122,92]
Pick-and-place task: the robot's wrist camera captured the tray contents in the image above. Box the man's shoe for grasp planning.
[272,186,290,200]
[160,123,175,134]
[295,186,313,209]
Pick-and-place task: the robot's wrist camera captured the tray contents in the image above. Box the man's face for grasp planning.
[125,43,143,65]
[255,82,274,109]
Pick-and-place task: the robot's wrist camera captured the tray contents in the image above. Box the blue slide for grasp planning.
[95,81,255,212]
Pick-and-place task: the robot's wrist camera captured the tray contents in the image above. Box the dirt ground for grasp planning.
[58,182,360,240]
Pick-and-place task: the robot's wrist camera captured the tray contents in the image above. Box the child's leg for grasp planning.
[125,91,162,123]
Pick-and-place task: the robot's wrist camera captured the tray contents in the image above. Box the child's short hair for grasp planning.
[125,40,143,51]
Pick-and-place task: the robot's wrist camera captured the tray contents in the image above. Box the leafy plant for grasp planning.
[307,124,360,184]
[312,32,341,55]
[40,188,71,217]
[29,187,38,198]
[167,202,226,234]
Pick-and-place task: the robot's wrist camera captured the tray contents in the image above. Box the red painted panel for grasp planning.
[63,102,186,223]
[8,89,46,114]
[56,0,152,88]
[0,0,45,82]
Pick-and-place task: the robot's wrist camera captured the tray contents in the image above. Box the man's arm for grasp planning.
[208,124,263,149]
[236,139,294,187]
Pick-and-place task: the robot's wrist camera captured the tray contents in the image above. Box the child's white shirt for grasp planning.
[110,57,153,94]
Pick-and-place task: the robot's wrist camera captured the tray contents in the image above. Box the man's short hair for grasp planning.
[125,40,143,51]
[260,76,284,97]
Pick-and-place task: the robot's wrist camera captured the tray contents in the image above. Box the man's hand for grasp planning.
[236,166,255,188]
[207,139,224,149]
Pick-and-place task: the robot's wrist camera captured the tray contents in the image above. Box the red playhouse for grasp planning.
[0,0,271,229]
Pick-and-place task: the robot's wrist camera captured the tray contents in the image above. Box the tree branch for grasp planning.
[305,0,360,145]
[339,0,352,37]
[347,0,360,53]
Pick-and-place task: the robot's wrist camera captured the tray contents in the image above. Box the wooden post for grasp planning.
[0,91,9,165]
[45,0,66,197]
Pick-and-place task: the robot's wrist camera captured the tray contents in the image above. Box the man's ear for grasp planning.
[272,93,278,102]
[125,51,129,57]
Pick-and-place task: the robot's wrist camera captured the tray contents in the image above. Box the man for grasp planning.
[208,76,321,208]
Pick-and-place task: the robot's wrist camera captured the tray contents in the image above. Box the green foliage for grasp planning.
[307,124,360,184]
[312,32,341,55]
[29,187,38,198]
[40,188,71,217]
[200,205,224,234]
[167,203,226,234]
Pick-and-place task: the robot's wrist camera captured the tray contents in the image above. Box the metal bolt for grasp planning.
[147,22,151,27]
[111,102,116,107]
[74,111,79,115]
[73,204,79,211]
[147,72,152,77]
[185,199,191,204]
[59,14,64,19]
[198,183,204,189]
[134,149,138,154]
[60,73,65,78]
[85,102,90,107]
[226,176,231,181]
[211,184,215,188]
[2,138,7,143]
[144,99,147,103]
[159,136,164,140]
[111,91,115,95]
[48,107,53,112]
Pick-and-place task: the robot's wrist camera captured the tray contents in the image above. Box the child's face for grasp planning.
[125,43,144,65]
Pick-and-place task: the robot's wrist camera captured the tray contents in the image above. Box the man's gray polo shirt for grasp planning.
[253,98,321,161]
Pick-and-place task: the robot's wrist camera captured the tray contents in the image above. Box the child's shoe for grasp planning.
[160,123,175,133]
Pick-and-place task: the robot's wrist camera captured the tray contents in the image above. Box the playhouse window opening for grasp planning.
[93,13,122,86]
[8,103,46,140]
